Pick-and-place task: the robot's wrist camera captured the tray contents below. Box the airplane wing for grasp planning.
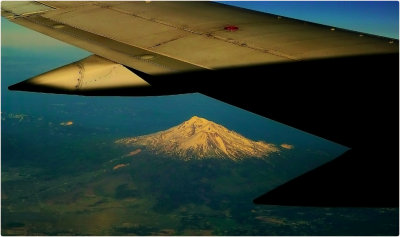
[2,1,399,207]
[2,1,396,73]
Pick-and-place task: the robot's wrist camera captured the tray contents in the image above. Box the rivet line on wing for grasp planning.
[102,4,298,61]
[22,15,175,71]
[75,62,84,90]
[35,13,210,71]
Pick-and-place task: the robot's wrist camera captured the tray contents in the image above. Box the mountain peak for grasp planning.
[185,116,213,126]
[116,116,281,161]
[188,115,202,121]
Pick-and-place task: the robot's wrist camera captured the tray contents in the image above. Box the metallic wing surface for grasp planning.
[2,1,399,207]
